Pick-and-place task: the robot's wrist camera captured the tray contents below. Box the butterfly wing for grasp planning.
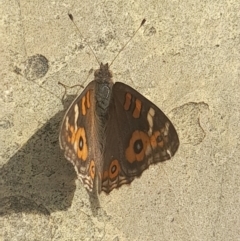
[101,82,179,193]
[59,81,102,192]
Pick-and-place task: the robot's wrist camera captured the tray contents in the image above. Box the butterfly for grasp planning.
[59,62,179,194]
[59,16,179,194]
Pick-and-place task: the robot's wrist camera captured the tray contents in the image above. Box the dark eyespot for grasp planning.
[79,136,83,150]
[91,163,95,173]
[111,165,117,174]
[133,139,143,154]
[156,134,163,143]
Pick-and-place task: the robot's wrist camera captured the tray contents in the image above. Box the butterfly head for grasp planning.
[94,63,113,83]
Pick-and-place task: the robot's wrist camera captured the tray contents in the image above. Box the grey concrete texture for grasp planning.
[0,0,239,240]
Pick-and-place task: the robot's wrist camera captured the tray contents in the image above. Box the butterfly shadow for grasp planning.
[0,95,79,216]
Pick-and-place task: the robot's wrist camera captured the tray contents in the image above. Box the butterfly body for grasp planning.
[60,63,179,194]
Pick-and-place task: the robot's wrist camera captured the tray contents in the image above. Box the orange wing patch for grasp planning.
[81,91,91,116]
[124,92,132,111]
[89,160,95,179]
[133,98,142,118]
[124,93,142,118]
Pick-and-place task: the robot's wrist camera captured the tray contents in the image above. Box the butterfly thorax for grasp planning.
[94,63,114,118]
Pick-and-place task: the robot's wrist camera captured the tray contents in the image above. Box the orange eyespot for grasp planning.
[109,159,120,179]
[102,159,121,180]
[75,127,88,161]
[150,130,165,149]
[125,130,150,163]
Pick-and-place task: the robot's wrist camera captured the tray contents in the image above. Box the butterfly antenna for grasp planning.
[68,13,100,65]
[109,19,146,67]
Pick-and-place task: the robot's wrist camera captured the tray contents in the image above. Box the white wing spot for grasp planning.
[167,149,172,157]
[164,122,170,136]
[147,107,155,136]
[74,104,79,132]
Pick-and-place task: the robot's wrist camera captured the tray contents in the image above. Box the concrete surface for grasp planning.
[0,0,239,240]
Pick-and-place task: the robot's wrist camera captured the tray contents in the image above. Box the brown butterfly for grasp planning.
[59,17,179,194]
